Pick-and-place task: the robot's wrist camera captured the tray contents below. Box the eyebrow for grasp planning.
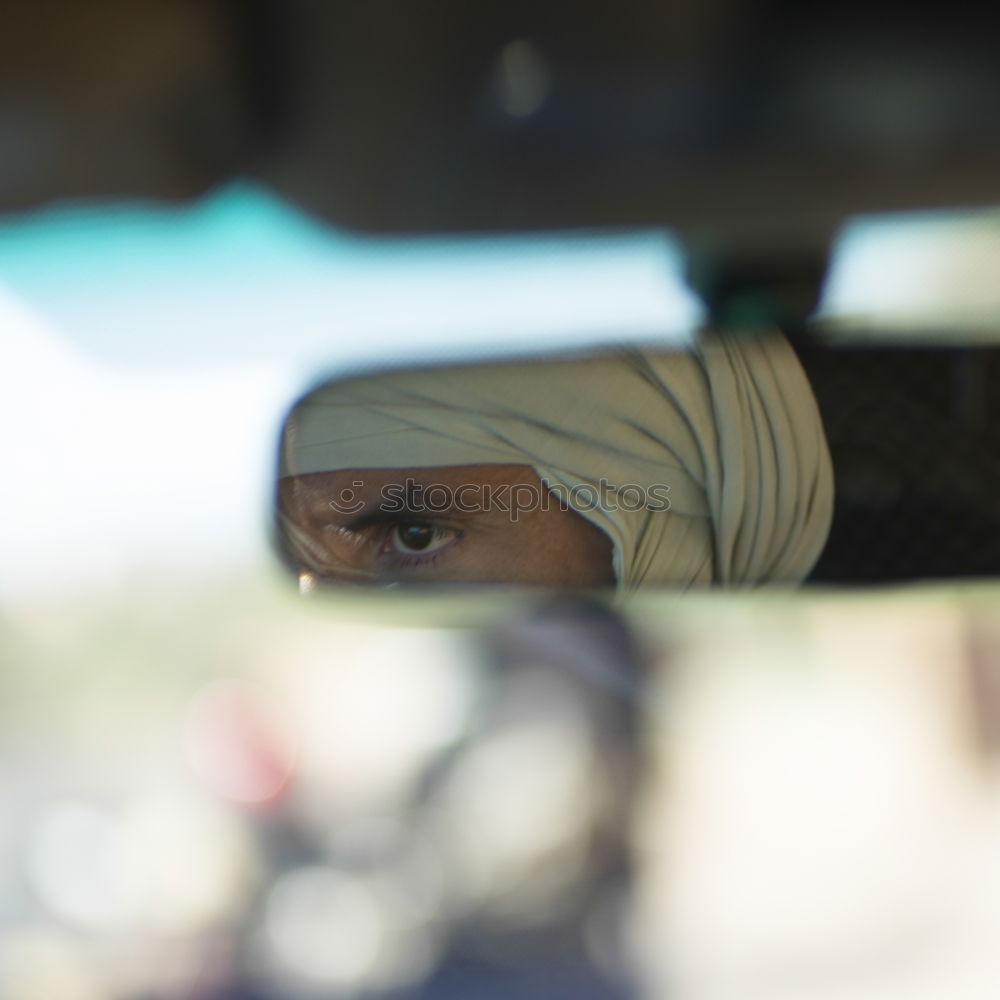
[337,482,474,534]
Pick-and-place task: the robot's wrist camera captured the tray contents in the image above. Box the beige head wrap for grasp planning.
[280,332,833,590]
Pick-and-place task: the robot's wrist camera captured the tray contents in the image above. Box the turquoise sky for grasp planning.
[2,183,998,373]
[0,185,701,369]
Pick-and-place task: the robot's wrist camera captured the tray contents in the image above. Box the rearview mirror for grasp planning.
[275,323,1000,594]
[274,330,836,593]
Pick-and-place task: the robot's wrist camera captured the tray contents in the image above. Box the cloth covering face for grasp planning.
[280,332,834,590]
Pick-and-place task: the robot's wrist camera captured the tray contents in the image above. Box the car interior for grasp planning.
[3,3,1000,999]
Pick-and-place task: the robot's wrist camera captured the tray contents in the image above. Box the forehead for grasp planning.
[283,464,539,495]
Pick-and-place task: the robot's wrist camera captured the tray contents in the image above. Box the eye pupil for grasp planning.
[398,524,434,551]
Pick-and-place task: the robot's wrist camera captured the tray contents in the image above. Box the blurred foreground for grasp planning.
[2,579,1000,999]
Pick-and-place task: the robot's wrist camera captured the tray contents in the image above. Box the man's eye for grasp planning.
[383,523,457,556]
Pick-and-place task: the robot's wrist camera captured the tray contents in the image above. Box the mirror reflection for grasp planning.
[276,330,835,591]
